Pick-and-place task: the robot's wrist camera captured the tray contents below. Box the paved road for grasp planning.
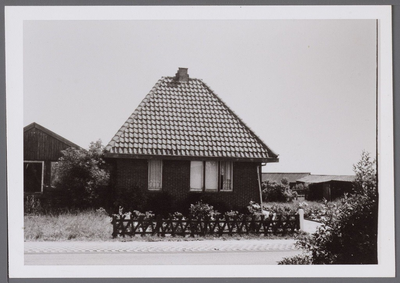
[25,239,302,265]
[25,250,302,265]
[24,220,320,265]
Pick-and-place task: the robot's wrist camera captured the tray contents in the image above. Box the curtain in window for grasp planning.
[148,160,162,190]
[221,161,233,191]
[190,161,204,191]
[205,161,218,191]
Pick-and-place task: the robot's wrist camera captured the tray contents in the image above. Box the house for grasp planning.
[24,122,81,194]
[262,172,311,188]
[104,68,279,212]
[296,175,356,201]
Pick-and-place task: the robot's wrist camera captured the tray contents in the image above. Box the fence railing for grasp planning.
[112,213,300,238]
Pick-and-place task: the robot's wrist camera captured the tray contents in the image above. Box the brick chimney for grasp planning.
[175,67,189,82]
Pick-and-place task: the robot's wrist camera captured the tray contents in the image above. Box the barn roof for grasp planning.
[296,175,356,184]
[262,172,311,184]
[24,122,82,149]
[105,68,279,162]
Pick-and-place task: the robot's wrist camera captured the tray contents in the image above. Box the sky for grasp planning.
[23,19,377,175]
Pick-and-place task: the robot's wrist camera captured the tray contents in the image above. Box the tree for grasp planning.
[54,140,110,209]
[279,151,378,264]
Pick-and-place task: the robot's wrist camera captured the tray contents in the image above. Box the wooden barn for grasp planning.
[24,122,81,194]
[104,68,279,212]
[296,175,356,201]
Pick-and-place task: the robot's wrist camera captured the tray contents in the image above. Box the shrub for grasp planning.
[262,178,295,202]
[54,140,110,209]
[113,183,148,213]
[293,183,309,198]
[145,191,175,216]
[278,254,312,265]
[279,151,378,264]
[189,200,218,219]
[176,194,232,215]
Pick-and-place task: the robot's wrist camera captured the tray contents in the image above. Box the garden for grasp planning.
[24,142,378,264]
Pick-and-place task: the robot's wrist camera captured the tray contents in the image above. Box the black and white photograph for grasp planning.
[6,5,395,278]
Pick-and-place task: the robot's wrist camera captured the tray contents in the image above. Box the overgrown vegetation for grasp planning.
[279,151,378,264]
[24,208,113,241]
[262,178,297,202]
[262,200,341,221]
[52,140,111,210]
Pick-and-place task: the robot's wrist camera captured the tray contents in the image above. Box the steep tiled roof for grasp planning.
[105,69,278,162]
[297,175,356,184]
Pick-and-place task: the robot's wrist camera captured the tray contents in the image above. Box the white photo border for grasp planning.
[6,5,394,278]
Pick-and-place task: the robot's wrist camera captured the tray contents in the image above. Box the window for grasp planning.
[220,161,233,191]
[190,161,233,192]
[205,161,218,191]
[190,161,204,191]
[24,161,44,193]
[50,162,59,188]
[148,160,162,190]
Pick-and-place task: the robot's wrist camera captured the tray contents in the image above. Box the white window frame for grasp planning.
[190,160,234,192]
[24,161,44,193]
[148,159,163,191]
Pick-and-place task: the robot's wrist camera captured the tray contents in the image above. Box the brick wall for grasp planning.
[115,159,148,191]
[112,158,262,211]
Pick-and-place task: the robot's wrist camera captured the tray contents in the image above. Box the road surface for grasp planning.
[25,239,303,265]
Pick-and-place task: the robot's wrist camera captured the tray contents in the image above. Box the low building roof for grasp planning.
[24,122,82,149]
[105,68,279,162]
[296,175,356,184]
[262,172,311,184]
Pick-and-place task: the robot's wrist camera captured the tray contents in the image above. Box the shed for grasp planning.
[24,122,81,194]
[296,175,356,201]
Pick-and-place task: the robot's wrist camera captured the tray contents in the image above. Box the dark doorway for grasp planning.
[24,162,43,193]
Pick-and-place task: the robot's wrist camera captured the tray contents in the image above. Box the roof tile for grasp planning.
[105,70,278,161]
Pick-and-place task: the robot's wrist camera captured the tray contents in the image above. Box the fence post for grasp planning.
[111,215,117,238]
[298,208,305,231]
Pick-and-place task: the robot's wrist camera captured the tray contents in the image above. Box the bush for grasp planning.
[113,183,148,213]
[293,183,309,198]
[279,151,378,264]
[145,191,175,216]
[278,254,312,265]
[189,200,218,219]
[262,178,295,202]
[176,194,232,215]
[54,140,110,209]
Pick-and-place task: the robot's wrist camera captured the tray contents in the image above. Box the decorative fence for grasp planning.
[112,214,300,238]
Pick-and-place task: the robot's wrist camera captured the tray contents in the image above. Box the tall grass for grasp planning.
[24,209,113,241]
